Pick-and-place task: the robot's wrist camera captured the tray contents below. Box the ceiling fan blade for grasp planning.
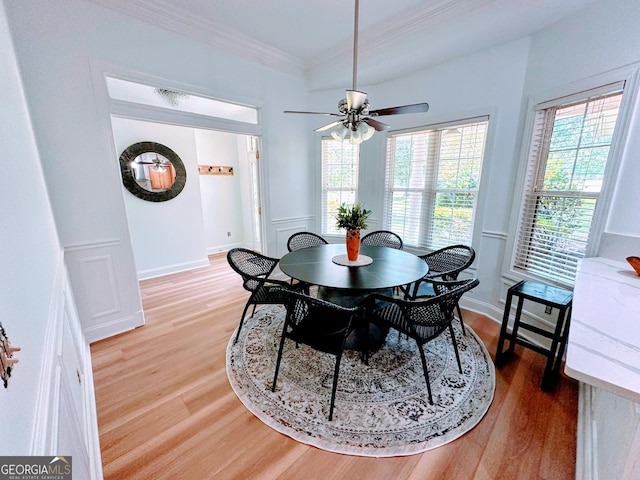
[315,120,345,132]
[284,110,342,116]
[369,102,430,116]
[363,117,390,132]
[345,90,368,111]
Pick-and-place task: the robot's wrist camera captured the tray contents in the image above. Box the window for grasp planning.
[321,138,359,235]
[384,118,488,249]
[106,76,258,124]
[513,83,624,285]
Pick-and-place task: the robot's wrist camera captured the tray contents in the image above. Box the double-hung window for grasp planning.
[384,117,488,249]
[513,83,624,285]
[321,138,360,235]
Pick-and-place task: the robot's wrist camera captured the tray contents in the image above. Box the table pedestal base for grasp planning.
[317,286,392,352]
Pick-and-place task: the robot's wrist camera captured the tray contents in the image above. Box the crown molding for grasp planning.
[88,0,488,87]
[88,0,305,77]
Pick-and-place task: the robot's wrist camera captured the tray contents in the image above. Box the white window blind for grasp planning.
[384,118,488,249]
[513,84,624,285]
[321,138,360,235]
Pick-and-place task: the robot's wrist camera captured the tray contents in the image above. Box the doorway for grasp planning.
[106,76,264,279]
[112,116,264,279]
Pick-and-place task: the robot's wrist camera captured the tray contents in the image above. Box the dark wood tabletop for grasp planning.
[279,244,428,291]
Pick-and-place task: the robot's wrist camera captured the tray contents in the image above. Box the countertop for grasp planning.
[565,257,640,403]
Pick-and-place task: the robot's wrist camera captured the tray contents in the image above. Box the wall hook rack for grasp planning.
[198,165,234,176]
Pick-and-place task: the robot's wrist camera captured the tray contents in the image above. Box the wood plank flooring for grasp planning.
[91,253,579,479]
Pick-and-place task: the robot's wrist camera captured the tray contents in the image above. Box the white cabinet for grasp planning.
[567,258,640,480]
[578,385,640,480]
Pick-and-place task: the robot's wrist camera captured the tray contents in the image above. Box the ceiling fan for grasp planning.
[284,0,429,144]
[133,154,172,173]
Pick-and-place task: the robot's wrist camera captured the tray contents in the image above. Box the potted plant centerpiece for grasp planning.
[335,202,371,261]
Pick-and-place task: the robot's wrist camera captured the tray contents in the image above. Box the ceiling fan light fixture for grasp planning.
[330,124,349,142]
[330,121,374,145]
[349,128,362,145]
[360,122,375,141]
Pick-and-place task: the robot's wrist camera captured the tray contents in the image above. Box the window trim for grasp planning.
[505,68,639,287]
[383,115,490,251]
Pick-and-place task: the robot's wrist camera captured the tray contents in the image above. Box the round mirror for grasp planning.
[119,142,186,202]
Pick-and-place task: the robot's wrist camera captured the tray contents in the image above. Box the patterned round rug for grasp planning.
[226,305,495,457]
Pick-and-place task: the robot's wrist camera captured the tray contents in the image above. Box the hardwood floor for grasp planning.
[91,253,579,479]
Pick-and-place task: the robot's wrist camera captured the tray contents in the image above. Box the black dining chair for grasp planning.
[271,288,364,421]
[401,244,476,334]
[285,232,329,291]
[361,230,403,250]
[366,278,480,404]
[227,248,301,344]
[286,231,329,252]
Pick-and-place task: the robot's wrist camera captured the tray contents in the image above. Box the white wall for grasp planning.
[309,37,532,314]
[5,0,640,344]
[112,117,209,279]
[195,129,249,254]
[112,120,255,276]
[523,0,640,241]
[3,0,640,459]
[307,0,640,321]
[0,1,61,453]
[4,0,310,339]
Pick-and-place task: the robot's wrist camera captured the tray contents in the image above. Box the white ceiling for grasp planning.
[93,0,599,90]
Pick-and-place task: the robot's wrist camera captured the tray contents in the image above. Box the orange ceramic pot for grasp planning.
[346,229,361,261]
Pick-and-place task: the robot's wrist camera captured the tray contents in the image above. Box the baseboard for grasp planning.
[461,297,503,325]
[461,297,555,354]
[137,258,211,280]
[206,242,244,256]
[84,311,145,343]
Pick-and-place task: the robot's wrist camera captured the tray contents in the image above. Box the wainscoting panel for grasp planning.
[31,261,103,479]
[272,216,316,257]
[78,254,121,318]
[65,239,144,342]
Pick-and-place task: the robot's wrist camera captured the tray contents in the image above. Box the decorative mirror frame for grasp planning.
[119,141,187,202]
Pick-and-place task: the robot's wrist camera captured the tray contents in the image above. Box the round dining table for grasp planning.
[279,243,428,292]
[279,243,429,351]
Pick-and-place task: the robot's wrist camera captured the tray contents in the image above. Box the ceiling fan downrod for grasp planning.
[352,0,359,92]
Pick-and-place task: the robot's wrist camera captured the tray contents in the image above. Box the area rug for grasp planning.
[226,305,495,457]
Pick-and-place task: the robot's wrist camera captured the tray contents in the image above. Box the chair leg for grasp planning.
[271,333,288,392]
[328,353,343,421]
[233,301,253,344]
[448,323,463,374]
[455,302,467,335]
[417,343,433,405]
